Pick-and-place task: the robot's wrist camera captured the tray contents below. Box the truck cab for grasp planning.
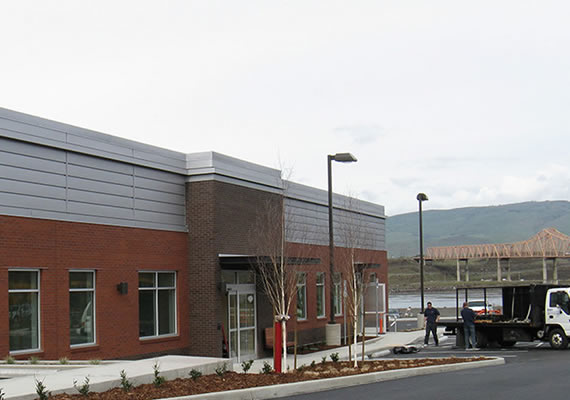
[545,288,570,349]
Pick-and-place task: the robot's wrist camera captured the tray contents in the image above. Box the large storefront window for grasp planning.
[70,271,95,346]
[139,272,176,338]
[9,270,40,352]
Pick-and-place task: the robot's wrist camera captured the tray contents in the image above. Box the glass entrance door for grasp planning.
[228,286,256,362]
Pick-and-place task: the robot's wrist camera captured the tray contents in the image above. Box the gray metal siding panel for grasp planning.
[0,192,67,212]
[68,176,134,197]
[285,198,386,251]
[0,164,67,187]
[67,201,135,220]
[134,187,184,205]
[0,136,186,231]
[68,164,133,186]
[68,152,134,175]
[68,189,134,209]
[0,108,187,174]
[134,199,185,215]
[134,176,185,196]
[0,178,66,199]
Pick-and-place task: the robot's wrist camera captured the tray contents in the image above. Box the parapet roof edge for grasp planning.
[1,107,385,214]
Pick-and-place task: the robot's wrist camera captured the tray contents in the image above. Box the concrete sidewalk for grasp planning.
[0,329,440,399]
[233,329,431,373]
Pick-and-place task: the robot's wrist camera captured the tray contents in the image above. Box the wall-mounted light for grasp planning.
[117,282,128,295]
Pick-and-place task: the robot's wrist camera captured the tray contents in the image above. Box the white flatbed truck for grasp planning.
[438,284,570,349]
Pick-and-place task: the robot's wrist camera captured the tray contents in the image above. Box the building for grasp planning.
[0,108,387,361]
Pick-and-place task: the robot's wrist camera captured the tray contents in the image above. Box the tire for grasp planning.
[549,328,568,350]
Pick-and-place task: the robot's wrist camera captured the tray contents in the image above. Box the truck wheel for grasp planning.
[549,328,568,350]
[476,331,488,348]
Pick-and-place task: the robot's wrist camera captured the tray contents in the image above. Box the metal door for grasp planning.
[361,282,386,335]
[227,285,257,363]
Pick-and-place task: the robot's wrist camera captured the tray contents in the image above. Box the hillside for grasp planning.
[387,200,570,257]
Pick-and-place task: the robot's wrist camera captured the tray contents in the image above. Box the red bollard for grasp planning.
[274,321,282,373]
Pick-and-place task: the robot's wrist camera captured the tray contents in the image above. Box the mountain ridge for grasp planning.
[387,200,570,257]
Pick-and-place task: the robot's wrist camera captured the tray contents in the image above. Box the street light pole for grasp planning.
[417,193,428,313]
[327,153,357,327]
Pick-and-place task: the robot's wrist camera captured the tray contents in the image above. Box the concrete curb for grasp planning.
[162,357,505,400]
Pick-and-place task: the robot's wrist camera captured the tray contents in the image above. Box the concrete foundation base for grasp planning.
[326,323,341,346]
[417,313,425,329]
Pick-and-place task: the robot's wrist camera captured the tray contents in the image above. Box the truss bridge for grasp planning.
[426,228,570,283]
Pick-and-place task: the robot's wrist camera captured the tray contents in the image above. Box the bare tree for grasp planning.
[336,198,373,367]
[250,178,313,372]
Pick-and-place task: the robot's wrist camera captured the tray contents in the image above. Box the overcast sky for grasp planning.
[2,1,569,216]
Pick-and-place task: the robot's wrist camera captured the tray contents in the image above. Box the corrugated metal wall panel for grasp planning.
[285,198,386,250]
[0,136,187,232]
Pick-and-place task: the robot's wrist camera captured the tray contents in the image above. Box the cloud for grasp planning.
[333,124,383,145]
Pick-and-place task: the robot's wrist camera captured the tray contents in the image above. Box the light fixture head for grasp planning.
[331,153,357,162]
[417,193,428,202]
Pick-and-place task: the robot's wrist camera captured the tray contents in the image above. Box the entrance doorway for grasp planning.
[221,270,257,363]
[361,282,386,335]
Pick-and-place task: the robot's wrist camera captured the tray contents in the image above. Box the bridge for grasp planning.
[426,228,570,283]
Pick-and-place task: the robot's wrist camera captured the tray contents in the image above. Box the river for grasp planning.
[389,289,503,309]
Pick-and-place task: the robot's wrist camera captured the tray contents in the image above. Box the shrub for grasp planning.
[153,362,166,387]
[215,363,227,377]
[89,359,101,365]
[35,379,51,400]
[241,359,254,373]
[189,369,202,381]
[29,356,39,364]
[120,370,133,391]
[73,377,90,396]
[261,361,273,374]
[330,352,339,363]
[59,357,69,365]
[310,360,316,368]
[3,356,14,364]
[321,355,327,364]
[296,364,306,372]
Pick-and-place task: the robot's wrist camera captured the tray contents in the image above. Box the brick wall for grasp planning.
[0,215,189,360]
[185,180,388,356]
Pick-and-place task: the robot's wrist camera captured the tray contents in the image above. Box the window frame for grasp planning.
[69,270,96,347]
[316,272,326,318]
[296,272,307,321]
[138,271,178,339]
[8,269,41,354]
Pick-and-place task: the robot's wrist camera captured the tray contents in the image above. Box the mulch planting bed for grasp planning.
[51,357,490,399]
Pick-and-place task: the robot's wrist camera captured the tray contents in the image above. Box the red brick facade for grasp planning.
[0,215,189,360]
[0,180,387,361]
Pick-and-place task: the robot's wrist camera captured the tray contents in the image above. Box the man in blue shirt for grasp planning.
[424,302,440,346]
[461,302,477,350]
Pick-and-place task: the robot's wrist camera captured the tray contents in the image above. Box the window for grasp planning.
[70,271,95,346]
[316,272,325,318]
[550,291,570,315]
[139,272,177,338]
[333,273,342,316]
[9,270,40,352]
[296,273,307,320]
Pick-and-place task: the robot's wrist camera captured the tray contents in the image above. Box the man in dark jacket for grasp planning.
[461,302,477,350]
[424,302,440,346]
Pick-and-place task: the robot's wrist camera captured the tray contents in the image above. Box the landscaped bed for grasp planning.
[50,357,490,399]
